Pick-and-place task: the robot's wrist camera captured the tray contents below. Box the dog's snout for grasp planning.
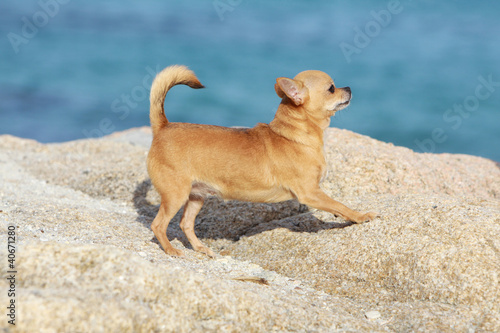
[343,87,352,100]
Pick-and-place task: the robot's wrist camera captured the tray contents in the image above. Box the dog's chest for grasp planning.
[319,146,328,183]
[319,161,328,183]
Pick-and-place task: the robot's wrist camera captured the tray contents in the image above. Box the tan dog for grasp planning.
[147,65,378,257]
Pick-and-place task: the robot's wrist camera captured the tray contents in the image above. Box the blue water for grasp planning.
[1,0,499,161]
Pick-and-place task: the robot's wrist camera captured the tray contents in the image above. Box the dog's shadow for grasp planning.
[133,179,353,249]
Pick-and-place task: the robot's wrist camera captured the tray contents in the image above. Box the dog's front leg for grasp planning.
[296,188,378,223]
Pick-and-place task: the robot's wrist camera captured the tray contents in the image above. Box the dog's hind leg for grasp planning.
[151,181,191,257]
[180,197,215,258]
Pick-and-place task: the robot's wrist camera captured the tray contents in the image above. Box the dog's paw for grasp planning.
[359,211,379,223]
[195,245,216,258]
[165,248,185,257]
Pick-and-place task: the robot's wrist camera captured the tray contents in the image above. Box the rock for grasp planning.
[0,127,499,332]
[365,310,381,320]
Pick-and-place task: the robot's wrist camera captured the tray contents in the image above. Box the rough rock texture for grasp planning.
[1,127,499,332]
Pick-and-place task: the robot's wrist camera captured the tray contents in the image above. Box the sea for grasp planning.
[1,0,499,161]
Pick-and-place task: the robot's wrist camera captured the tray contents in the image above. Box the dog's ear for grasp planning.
[275,78,307,106]
[274,81,286,98]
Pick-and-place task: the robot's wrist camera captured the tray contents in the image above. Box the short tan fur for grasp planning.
[147,65,378,257]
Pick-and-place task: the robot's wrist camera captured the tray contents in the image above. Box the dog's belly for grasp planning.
[190,181,295,203]
[190,182,222,199]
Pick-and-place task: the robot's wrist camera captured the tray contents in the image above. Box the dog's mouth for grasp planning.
[338,100,350,108]
[329,100,350,111]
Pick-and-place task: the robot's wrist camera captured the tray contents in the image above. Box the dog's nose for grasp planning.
[344,87,351,94]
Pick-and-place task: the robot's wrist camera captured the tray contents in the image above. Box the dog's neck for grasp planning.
[269,102,327,147]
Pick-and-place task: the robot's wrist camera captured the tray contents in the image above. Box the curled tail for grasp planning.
[149,65,204,135]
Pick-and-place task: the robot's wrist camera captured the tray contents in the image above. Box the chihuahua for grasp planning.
[147,65,378,257]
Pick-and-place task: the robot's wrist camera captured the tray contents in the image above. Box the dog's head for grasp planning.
[274,70,351,118]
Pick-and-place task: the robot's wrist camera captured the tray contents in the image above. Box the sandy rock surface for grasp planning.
[1,127,499,332]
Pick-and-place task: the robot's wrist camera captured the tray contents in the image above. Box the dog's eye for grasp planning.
[328,85,335,93]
